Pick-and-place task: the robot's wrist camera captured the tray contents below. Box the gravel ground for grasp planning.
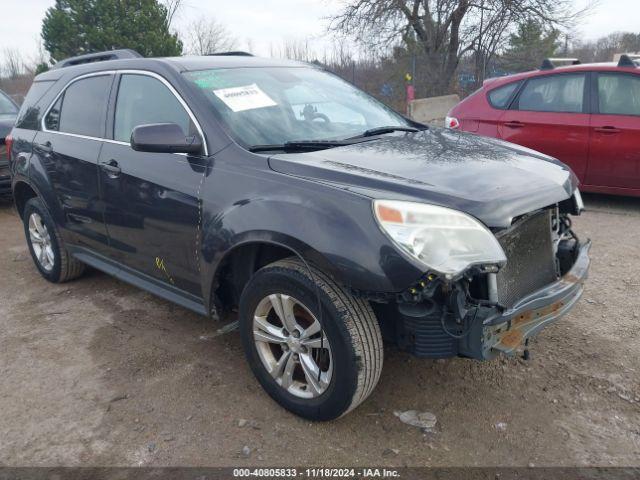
[0,193,639,467]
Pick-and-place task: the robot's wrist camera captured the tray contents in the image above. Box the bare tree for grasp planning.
[27,37,52,74]
[245,38,255,54]
[0,48,37,104]
[270,39,314,61]
[323,42,357,70]
[0,48,26,80]
[568,32,640,64]
[185,18,237,55]
[162,0,184,28]
[330,0,594,95]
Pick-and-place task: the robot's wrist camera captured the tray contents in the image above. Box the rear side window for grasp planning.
[45,75,112,137]
[516,74,585,113]
[487,81,520,109]
[597,73,640,116]
[45,96,63,131]
[113,74,193,143]
[15,80,56,130]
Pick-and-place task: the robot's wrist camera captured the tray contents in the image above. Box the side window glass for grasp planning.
[517,74,585,113]
[598,73,640,116]
[114,74,193,143]
[46,75,112,137]
[16,80,56,130]
[487,81,520,109]
[45,96,63,131]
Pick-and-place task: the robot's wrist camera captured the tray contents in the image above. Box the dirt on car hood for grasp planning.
[268,128,578,228]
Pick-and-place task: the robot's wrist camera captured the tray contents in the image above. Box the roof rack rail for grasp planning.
[207,51,254,57]
[540,58,581,70]
[617,54,640,67]
[51,49,143,70]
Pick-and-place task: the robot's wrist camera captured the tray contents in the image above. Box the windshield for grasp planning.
[0,91,18,116]
[183,67,411,148]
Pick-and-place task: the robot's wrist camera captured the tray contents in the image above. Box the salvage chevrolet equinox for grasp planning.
[8,49,590,420]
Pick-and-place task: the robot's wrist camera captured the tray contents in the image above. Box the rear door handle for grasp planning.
[594,126,621,134]
[504,121,525,128]
[99,159,121,176]
[34,141,53,154]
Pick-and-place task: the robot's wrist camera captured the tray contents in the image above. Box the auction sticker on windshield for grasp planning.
[213,83,277,112]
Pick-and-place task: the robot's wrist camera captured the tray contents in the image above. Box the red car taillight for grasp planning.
[445,116,460,130]
[4,134,13,161]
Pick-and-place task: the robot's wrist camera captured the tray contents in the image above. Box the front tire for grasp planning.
[23,197,85,283]
[239,258,383,420]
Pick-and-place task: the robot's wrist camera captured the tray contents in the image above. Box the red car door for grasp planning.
[498,72,590,183]
[586,71,640,191]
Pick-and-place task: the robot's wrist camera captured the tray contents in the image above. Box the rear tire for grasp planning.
[239,257,383,420]
[23,197,85,283]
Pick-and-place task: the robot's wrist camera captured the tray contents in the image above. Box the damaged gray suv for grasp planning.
[8,50,590,420]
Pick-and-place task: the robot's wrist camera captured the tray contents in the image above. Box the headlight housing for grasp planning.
[374,200,507,277]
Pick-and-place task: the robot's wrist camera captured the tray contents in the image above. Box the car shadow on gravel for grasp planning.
[0,196,15,210]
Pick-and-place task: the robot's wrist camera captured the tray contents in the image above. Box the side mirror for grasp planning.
[130,123,203,155]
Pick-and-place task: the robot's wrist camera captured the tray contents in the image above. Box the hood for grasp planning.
[268,129,577,229]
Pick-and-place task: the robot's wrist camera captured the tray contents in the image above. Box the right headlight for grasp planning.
[373,200,507,277]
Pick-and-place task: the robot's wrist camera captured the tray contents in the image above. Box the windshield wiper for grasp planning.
[248,127,423,153]
[248,140,352,153]
[349,125,421,139]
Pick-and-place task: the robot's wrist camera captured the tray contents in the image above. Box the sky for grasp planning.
[1,0,638,65]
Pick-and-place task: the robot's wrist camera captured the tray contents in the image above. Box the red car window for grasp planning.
[487,81,521,109]
[597,73,640,116]
[516,74,585,113]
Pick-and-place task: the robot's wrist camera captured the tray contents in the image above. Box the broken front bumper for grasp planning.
[383,239,591,360]
[479,239,591,359]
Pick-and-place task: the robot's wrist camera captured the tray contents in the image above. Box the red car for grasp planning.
[447,56,640,197]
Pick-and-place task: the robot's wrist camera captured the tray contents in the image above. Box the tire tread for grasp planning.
[24,198,85,283]
[267,258,383,416]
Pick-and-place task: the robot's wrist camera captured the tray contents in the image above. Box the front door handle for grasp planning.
[99,159,121,176]
[594,126,621,134]
[504,121,525,128]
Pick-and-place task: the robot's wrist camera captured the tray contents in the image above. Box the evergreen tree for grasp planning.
[503,21,560,72]
[41,0,183,62]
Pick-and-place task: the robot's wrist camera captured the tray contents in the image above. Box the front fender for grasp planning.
[201,231,342,313]
[198,170,425,306]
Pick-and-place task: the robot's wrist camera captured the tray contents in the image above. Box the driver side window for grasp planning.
[114,74,194,143]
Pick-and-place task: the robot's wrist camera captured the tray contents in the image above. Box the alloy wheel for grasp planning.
[28,212,55,272]
[253,294,333,399]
